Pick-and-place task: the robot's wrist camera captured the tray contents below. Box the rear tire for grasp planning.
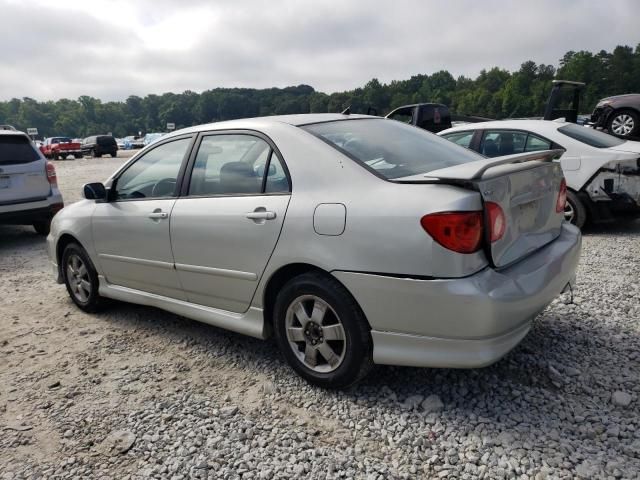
[273,272,373,389]
[607,109,639,138]
[74,154,82,159]
[110,152,117,158]
[61,242,108,313]
[33,219,51,236]
[565,190,587,229]
[92,149,99,158]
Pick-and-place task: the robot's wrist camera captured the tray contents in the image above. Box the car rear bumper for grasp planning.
[333,222,581,368]
[0,194,64,225]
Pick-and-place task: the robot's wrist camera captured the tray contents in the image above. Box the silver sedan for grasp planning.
[47,114,581,388]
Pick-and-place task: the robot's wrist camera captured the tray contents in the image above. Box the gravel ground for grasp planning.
[1,155,639,479]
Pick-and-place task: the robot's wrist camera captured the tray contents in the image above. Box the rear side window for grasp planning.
[441,131,474,148]
[302,119,481,180]
[558,124,624,148]
[189,134,290,196]
[0,135,40,165]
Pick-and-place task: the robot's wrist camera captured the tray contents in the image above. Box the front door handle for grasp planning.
[246,211,276,220]
[148,210,168,220]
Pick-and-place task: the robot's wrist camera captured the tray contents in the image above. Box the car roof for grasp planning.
[439,119,573,136]
[173,113,374,136]
[0,129,28,137]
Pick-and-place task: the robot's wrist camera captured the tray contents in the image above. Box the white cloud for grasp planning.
[0,0,638,100]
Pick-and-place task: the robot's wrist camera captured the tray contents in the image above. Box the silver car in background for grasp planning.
[47,114,581,388]
[1,129,63,235]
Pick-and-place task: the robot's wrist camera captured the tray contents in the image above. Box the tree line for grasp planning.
[2,44,639,139]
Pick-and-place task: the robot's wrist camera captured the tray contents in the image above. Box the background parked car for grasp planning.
[41,137,82,159]
[81,135,118,158]
[142,132,166,147]
[0,129,63,235]
[439,120,640,228]
[591,94,640,139]
[123,135,145,149]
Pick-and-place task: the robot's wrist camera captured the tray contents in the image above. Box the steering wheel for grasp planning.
[151,178,177,197]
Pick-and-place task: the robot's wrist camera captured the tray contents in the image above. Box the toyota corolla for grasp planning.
[48,114,581,388]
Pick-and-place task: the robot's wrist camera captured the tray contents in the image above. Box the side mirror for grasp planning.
[83,182,107,200]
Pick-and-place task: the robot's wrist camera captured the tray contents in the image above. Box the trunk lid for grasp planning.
[0,134,51,204]
[397,150,566,268]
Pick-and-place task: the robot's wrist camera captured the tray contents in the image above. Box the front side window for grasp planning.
[558,124,624,148]
[114,137,191,200]
[189,134,290,195]
[441,131,474,148]
[302,119,481,180]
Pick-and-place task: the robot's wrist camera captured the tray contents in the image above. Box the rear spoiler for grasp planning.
[392,149,564,184]
[425,149,564,181]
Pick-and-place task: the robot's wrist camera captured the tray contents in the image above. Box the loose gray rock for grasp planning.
[220,405,239,418]
[421,394,444,414]
[612,391,632,407]
[99,430,136,455]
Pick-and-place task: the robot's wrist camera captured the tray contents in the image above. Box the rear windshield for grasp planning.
[0,135,40,165]
[301,119,481,179]
[97,136,115,146]
[52,137,72,144]
[557,124,624,148]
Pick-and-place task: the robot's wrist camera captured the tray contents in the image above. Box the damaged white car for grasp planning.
[439,120,640,228]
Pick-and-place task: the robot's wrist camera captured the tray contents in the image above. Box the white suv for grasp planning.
[0,130,64,235]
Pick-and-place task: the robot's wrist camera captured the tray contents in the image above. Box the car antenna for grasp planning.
[341,106,351,115]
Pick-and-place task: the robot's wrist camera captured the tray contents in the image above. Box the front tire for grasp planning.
[608,109,639,138]
[61,243,107,312]
[565,190,587,229]
[273,272,372,389]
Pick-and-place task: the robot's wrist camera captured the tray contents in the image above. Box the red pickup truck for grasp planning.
[40,137,83,159]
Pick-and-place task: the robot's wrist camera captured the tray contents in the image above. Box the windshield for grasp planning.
[301,119,481,179]
[557,124,625,148]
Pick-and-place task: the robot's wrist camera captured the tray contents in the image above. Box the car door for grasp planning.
[92,135,194,300]
[170,132,291,313]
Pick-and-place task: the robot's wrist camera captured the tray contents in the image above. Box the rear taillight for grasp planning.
[420,212,483,254]
[485,202,506,243]
[46,161,57,187]
[556,178,567,214]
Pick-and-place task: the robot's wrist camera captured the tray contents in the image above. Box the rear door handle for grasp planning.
[246,211,276,220]
[148,210,168,219]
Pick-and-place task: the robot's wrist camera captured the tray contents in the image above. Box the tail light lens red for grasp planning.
[556,178,567,214]
[485,202,506,243]
[420,212,483,254]
[45,161,57,187]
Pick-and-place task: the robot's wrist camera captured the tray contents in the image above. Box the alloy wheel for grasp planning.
[66,254,91,303]
[611,114,635,136]
[564,200,575,224]
[285,295,347,373]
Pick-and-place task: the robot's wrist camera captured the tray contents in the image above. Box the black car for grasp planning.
[81,135,118,158]
[591,94,640,138]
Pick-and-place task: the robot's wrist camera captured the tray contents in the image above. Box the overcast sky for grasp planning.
[1,0,638,101]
